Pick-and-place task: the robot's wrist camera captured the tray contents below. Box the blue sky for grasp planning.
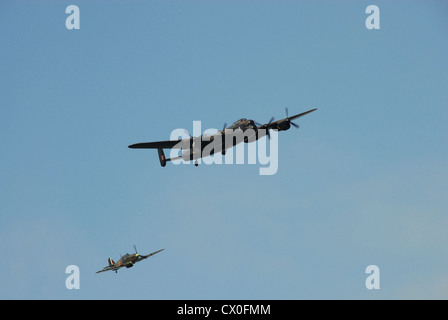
[1,1,447,299]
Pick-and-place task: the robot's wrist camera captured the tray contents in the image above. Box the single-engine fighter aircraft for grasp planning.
[128,108,317,167]
[96,246,164,274]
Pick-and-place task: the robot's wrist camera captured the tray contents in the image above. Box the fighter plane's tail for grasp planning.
[108,258,115,266]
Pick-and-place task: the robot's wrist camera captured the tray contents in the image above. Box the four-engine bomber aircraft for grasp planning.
[128,108,317,166]
[96,246,164,274]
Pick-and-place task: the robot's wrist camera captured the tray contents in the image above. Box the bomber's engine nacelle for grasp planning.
[276,120,291,131]
[182,139,200,161]
[244,126,258,143]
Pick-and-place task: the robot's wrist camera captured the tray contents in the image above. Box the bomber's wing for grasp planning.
[128,140,189,150]
[137,249,165,262]
[284,108,317,121]
[259,108,317,131]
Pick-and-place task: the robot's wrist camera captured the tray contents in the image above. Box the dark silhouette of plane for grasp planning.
[96,246,164,274]
[129,108,316,166]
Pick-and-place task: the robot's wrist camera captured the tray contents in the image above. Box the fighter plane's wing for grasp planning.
[128,139,189,149]
[96,264,122,274]
[137,249,165,262]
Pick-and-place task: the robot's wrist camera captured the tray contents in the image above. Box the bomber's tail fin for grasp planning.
[108,258,115,266]
[158,148,167,167]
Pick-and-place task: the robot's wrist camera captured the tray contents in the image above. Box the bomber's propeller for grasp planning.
[285,107,300,129]
[183,129,195,139]
[220,122,227,134]
[265,116,275,139]
[218,122,228,155]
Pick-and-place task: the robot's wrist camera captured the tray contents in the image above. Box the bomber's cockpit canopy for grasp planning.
[228,118,248,129]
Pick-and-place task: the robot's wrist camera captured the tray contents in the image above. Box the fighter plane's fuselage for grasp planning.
[117,253,139,267]
[97,248,164,274]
